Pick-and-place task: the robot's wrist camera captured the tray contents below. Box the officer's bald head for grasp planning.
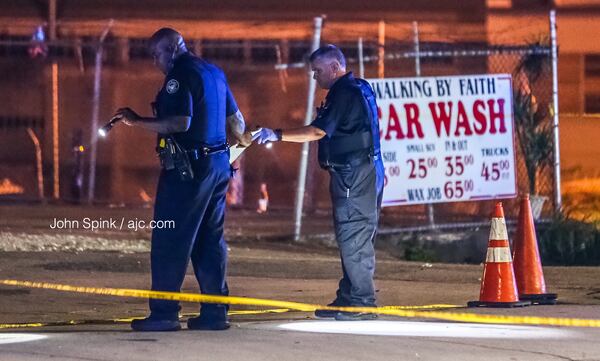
[150,28,185,49]
[149,28,188,75]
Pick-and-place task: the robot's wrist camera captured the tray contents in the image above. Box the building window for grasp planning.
[585,54,600,78]
[585,94,600,113]
[0,116,45,131]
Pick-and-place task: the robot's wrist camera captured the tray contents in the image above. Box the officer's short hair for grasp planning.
[309,45,346,68]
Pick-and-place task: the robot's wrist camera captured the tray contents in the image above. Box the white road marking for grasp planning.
[0,333,47,345]
[275,321,577,339]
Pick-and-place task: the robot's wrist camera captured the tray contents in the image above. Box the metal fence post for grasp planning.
[413,21,421,77]
[87,21,113,204]
[378,20,385,78]
[26,128,44,201]
[358,37,365,79]
[51,61,60,199]
[549,10,562,213]
[293,16,323,242]
[413,21,436,227]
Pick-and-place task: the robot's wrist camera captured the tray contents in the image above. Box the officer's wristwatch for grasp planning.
[274,128,283,141]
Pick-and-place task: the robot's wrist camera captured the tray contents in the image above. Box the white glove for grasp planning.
[256,127,279,144]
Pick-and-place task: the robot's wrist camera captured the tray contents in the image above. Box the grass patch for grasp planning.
[538,216,600,266]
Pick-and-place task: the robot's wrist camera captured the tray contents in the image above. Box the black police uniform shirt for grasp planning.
[311,72,375,165]
[154,52,238,149]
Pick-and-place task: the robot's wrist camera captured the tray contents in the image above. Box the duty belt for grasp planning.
[186,143,229,160]
[322,153,380,170]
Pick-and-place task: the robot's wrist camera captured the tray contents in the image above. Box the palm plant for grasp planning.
[513,91,553,194]
[513,38,554,195]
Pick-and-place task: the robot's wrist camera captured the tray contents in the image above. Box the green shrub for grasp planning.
[538,216,600,266]
[404,244,438,263]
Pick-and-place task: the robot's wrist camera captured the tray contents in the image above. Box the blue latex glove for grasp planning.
[256,127,278,144]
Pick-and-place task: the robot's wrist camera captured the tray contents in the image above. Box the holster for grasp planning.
[157,137,194,181]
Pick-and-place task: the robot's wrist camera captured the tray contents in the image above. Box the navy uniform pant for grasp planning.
[149,151,231,321]
[329,158,384,307]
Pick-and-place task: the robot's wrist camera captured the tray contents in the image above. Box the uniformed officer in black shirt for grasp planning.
[257,44,384,320]
[115,28,250,331]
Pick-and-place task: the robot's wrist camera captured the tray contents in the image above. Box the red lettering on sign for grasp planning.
[454,101,473,136]
[384,104,405,140]
[429,101,453,137]
[473,99,487,135]
[426,98,507,138]
[404,103,424,139]
[384,98,507,140]
[377,106,383,139]
[488,98,506,134]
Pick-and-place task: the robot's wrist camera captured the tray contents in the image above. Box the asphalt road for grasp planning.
[0,246,599,361]
[0,204,599,360]
[2,319,600,361]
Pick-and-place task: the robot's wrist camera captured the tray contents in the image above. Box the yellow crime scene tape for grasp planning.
[2,279,600,328]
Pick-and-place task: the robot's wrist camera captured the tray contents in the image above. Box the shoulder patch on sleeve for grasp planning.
[166,79,179,94]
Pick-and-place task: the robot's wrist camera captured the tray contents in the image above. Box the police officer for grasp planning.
[256,45,384,320]
[115,28,250,331]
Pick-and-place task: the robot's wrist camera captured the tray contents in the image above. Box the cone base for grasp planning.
[519,293,558,305]
[467,300,531,308]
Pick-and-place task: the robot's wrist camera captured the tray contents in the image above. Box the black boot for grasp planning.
[334,312,378,321]
[131,316,181,332]
[187,315,230,331]
[315,300,348,318]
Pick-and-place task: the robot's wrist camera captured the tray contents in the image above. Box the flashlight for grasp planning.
[98,115,122,137]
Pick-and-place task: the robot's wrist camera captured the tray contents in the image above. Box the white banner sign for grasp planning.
[368,74,517,207]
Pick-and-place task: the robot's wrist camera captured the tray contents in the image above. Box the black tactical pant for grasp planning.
[328,158,384,307]
[149,151,231,321]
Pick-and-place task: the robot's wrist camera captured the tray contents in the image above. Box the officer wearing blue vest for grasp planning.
[114,28,250,331]
[257,45,385,320]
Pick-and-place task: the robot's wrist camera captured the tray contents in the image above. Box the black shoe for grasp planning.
[315,301,348,318]
[131,317,181,332]
[334,312,378,321]
[314,309,338,318]
[187,316,230,331]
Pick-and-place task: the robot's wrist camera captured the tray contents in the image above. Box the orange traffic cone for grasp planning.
[512,194,557,305]
[468,202,530,308]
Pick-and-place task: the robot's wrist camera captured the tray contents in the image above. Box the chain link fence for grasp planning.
[0,20,558,229]
[331,40,556,228]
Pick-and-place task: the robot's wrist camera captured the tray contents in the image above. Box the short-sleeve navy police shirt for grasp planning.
[154,52,238,149]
